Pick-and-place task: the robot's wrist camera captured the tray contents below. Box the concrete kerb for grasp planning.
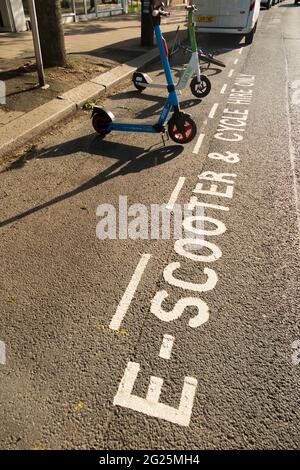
[0,99,76,159]
[0,47,160,159]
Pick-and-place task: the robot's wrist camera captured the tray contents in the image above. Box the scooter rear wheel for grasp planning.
[190,75,211,99]
[168,114,197,144]
[92,112,112,139]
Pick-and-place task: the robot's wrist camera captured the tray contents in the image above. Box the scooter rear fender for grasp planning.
[92,106,115,122]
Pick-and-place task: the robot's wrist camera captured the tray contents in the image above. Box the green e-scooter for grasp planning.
[133,4,211,99]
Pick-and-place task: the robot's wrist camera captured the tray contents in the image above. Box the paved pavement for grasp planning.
[0,10,184,64]
[0,8,185,133]
[0,1,300,450]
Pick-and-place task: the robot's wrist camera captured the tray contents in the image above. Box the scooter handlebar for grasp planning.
[185,5,197,12]
[152,8,170,17]
[152,2,170,17]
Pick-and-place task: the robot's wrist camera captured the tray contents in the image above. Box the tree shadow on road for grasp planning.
[0,137,183,228]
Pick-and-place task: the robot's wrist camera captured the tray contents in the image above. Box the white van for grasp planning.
[194,0,261,44]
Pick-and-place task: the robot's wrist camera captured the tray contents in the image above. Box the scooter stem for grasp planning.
[187,7,198,53]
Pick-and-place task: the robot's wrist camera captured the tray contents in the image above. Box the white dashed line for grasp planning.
[238,48,243,54]
[192,133,205,154]
[283,42,300,239]
[228,69,234,78]
[234,58,239,65]
[209,103,219,119]
[0,340,6,365]
[109,254,151,330]
[159,335,175,360]
[166,177,186,210]
[220,84,228,94]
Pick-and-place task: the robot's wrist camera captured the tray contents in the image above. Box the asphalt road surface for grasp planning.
[1,1,300,450]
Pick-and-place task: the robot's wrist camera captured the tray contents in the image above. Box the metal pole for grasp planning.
[72,0,77,17]
[83,0,88,17]
[4,0,16,32]
[28,0,47,88]
[141,0,153,47]
[122,0,128,14]
[95,0,98,18]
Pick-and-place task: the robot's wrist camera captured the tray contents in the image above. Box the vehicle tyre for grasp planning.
[190,75,211,98]
[168,114,197,144]
[245,22,257,45]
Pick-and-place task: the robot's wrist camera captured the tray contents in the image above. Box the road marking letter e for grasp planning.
[114,361,198,427]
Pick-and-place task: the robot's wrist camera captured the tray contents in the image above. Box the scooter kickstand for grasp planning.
[161,130,170,147]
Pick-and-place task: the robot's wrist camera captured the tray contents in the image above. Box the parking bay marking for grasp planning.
[220,84,228,94]
[109,254,151,331]
[284,50,300,237]
[0,340,6,365]
[113,74,256,427]
[193,133,205,154]
[166,177,186,210]
[209,103,219,119]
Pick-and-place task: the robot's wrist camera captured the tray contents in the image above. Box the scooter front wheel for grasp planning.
[168,114,197,144]
[92,112,112,139]
[190,75,211,99]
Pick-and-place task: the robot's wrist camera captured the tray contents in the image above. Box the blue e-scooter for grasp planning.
[92,3,197,144]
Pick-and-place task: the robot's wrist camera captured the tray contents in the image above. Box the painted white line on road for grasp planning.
[238,48,243,55]
[147,377,163,402]
[291,80,300,105]
[234,58,239,65]
[283,44,300,239]
[228,69,234,78]
[114,361,198,426]
[109,254,151,330]
[0,340,6,365]
[159,334,175,360]
[209,103,219,119]
[192,133,205,154]
[166,177,185,210]
[220,84,228,94]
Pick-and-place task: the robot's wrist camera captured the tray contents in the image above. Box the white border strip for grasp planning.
[193,133,205,154]
[109,254,151,330]
[166,177,186,210]
[209,103,219,119]
[220,84,228,94]
[283,42,300,238]
[0,340,6,365]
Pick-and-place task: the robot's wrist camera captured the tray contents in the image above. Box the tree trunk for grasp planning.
[35,0,67,68]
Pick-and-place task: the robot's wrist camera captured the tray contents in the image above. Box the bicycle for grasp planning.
[169,24,226,70]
